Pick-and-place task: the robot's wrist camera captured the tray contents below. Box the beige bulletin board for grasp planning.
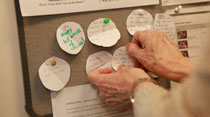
[15,1,209,117]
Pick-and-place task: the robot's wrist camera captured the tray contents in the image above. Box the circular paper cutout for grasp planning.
[126,9,154,35]
[112,46,134,70]
[39,56,70,91]
[56,22,85,55]
[154,13,176,41]
[86,51,112,75]
[87,18,121,47]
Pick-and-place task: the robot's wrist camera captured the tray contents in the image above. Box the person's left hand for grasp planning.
[88,65,151,112]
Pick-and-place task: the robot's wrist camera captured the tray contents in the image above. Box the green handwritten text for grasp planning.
[70,37,85,50]
[61,28,82,39]
[61,27,84,50]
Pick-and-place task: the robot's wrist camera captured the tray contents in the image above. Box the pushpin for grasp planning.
[174,5,183,13]
[104,18,110,24]
[51,60,56,66]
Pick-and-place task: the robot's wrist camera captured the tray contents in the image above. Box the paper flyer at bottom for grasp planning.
[51,84,133,117]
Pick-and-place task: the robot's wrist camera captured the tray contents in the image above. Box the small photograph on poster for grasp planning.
[178,41,188,49]
[177,30,187,39]
[181,51,189,58]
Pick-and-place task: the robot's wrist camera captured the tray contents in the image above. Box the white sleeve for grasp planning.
[134,74,210,117]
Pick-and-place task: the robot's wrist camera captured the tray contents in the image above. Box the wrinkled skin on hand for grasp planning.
[126,30,192,82]
[88,30,192,112]
[88,66,151,112]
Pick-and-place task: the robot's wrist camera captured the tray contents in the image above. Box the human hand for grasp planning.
[88,66,151,112]
[126,30,192,82]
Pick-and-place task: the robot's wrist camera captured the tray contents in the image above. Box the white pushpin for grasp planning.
[174,5,183,13]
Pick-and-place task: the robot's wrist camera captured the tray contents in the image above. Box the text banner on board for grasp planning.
[19,0,159,17]
[162,0,210,6]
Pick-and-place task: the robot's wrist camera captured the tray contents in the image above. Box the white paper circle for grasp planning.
[112,46,134,70]
[126,9,154,35]
[86,51,112,75]
[154,13,176,41]
[87,18,121,47]
[39,57,70,91]
[56,22,85,55]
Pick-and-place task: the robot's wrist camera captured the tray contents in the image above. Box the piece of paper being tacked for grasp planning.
[86,51,112,75]
[154,13,176,42]
[112,46,134,70]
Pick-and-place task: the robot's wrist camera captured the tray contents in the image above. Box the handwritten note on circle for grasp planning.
[126,9,154,35]
[87,18,121,47]
[86,51,112,75]
[154,13,176,41]
[56,22,85,55]
[112,46,134,70]
[39,57,70,91]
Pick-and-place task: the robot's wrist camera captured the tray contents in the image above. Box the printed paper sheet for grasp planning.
[51,84,133,117]
[19,0,159,16]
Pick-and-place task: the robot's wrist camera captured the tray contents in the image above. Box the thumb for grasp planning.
[126,43,145,61]
[88,68,112,86]
[88,70,101,85]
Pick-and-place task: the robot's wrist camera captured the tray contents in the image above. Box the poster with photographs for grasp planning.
[173,13,210,63]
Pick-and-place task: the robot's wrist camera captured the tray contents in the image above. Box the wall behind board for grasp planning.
[0,0,28,117]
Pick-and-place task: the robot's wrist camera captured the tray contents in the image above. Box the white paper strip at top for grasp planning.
[126,9,154,35]
[39,57,70,91]
[19,0,159,17]
[162,0,210,6]
[56,22,85,55]
[165,5,210,15]
[112,46,134,70]
[154,13,176,41]
[87,18,121,47]
[86,51,112,75]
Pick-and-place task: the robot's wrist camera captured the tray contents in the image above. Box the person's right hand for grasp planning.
[126,30,192,82]
[88,65,152,112]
